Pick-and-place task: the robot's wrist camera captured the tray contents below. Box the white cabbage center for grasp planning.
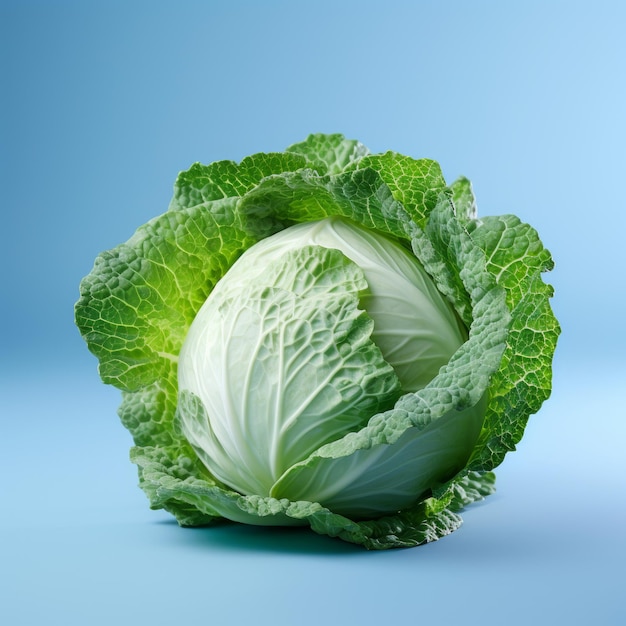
[177,218,469,503]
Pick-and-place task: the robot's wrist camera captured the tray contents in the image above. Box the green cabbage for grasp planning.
[75,134,560,549]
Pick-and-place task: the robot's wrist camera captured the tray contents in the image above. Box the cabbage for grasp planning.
[75,134,560,549]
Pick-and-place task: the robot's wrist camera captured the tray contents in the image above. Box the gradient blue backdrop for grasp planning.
[2,1,624,625]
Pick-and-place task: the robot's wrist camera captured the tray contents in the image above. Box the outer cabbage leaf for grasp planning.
[238,166,417,243]
[286,133,370,175]
[466,213,560,469]
[131,446,493,549]
[75,200,257,462]
[353,152,448,228]
[130,445,464,549]
[169,152,309,211]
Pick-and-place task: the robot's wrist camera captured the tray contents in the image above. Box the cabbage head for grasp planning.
[75,134,560,549]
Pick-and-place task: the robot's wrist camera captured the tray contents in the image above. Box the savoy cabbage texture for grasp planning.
[75,134,559,549]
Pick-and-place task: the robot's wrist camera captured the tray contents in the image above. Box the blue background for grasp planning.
[1,1,624,624]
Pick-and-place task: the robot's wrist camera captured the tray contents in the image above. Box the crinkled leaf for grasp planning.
[75,198,257,447]
[445,471,496,511]
[132,445,463,549]
[354,152,448,228]
[169,152,308,210]
[286,133,369,175]
[118,373,181,450]
[466,214,560,469]
[238,167,417,242]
